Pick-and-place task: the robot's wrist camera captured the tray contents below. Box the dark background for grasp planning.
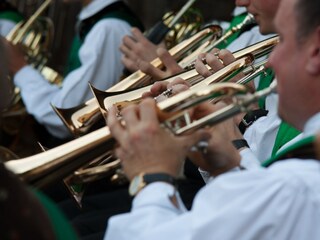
[8,0,235,73]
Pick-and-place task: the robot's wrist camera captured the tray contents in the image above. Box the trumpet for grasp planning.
[5,79,274,185]
[54,36,279,137]
[4,79,277,189]
[53,14,257,137]
[53,25,223,136]
[68,58,272,191]
[90,36,278,118]
[180,13,256,69]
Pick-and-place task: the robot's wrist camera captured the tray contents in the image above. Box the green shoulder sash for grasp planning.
[262,135,315,167]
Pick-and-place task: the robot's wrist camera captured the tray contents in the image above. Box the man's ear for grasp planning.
[306,27,320,75]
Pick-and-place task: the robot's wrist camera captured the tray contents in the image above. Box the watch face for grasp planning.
[129,174,145,196]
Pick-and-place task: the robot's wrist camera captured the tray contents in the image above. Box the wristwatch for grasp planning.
[129,173,176,196]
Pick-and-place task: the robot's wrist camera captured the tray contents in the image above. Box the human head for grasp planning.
[235,0,280,34]
[268,0,320,130]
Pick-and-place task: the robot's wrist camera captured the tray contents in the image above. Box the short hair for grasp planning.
[294,0,320,42]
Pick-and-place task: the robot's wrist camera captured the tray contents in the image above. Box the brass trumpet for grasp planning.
[4,55,275,206]
[180,13,256,69]
[53,14,257,137]
[90,36,278,119]
[54,25,223,136]
[54,36,279,137]
[69,54,272,191]
[4,79,277,188]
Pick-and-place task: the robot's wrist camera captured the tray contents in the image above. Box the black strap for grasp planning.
[232,139,250,150]
[144,173,176,186]
[238,109,269,134]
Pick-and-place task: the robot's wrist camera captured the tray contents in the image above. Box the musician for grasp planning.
[119,6,271,80]
[142,0,300,170]
[105,0,320,238]
[195,0,301,167]
[5,0,143,145]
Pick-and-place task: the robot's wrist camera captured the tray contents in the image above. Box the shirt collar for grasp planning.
[78,0,120,21]
[303,112,320,136]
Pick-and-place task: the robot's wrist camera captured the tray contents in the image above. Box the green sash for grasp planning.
[271,121,301,157]
[215,12,247,49]
[0,10,23,23]
[255,71,300,157]
[262,135,315,167]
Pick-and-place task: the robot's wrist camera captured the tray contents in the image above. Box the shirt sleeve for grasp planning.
[105,165,316,240]
[0,19,17,36]
[14,19,131,138]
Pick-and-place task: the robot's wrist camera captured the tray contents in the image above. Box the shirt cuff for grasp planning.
[14,65,43,87]
[132,182,186,213]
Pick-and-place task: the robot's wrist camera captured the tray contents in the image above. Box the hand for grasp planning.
[107,98,210,180]
[3,38,27,75]
[120,27,159,72]
[188,101,242,176]
[142,77,190,101]
[195,48,237,78]
[138,48,183,80]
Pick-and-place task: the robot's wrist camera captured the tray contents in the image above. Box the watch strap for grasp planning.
[232,139,250,150]
[143,173,176,185]
[129,173,176,196]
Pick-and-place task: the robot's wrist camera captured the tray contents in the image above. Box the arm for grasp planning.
[12,19,131,138]
[106,162,304,240]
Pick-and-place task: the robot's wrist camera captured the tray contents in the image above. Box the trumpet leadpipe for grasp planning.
[174,81,277,135]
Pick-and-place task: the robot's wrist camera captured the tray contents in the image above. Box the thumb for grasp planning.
[180,129,212,151]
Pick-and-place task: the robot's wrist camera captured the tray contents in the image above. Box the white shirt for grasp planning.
[0,18,16,36]
[104,114,320,240]
[199,15,277,181]
[14,0,132,138]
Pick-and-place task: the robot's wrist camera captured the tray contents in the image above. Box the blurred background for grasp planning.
[8,0,235,73]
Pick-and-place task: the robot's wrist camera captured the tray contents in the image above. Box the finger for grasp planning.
[218,49,236,65]
[119,44,137,60]
[150,81,169,96]
[167,77,190,89]
[131,27,148,45]
[157,48,183,75]
[138,59,165,80]
[171,84,190,95]
[141,91,154,99]
[195,53,212,78]
[122,35,137,51]
[206,52,224,72]
[180,129,212,152]
[121,56,139,72]
[139,98,159,123]
[121,104,140,130]
[107,106,126,143]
